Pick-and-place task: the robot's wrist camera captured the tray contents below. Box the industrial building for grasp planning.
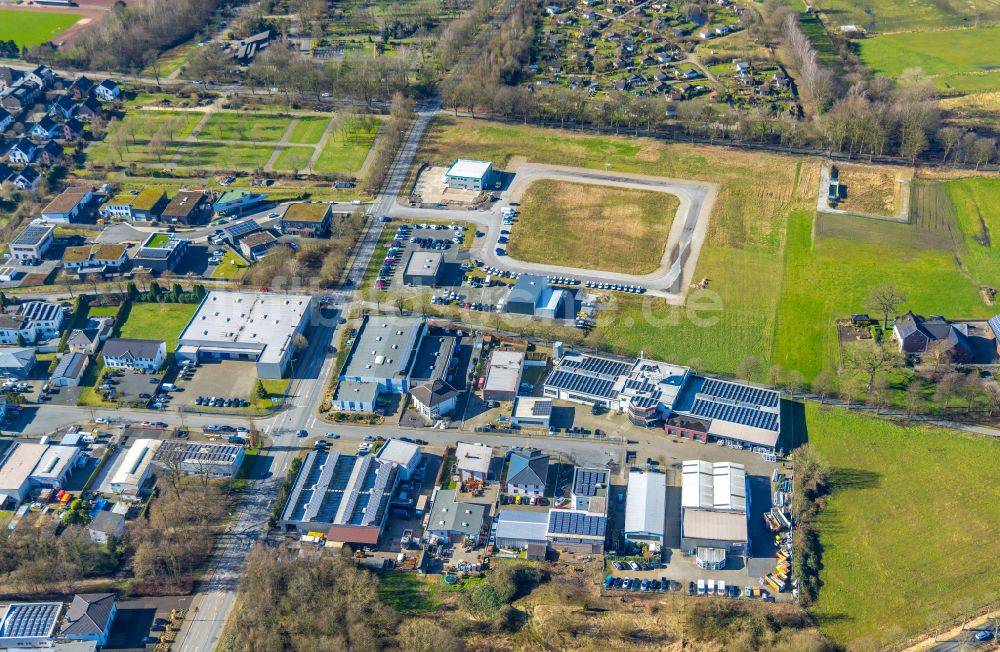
[623,470,667,551]
[482,350,524,402]
[544,354,782,451]
[494,509,549,550]
[338,315,425,393]
[109,438,162,496]
[545,510,607,554]
[152,441,245,478]
[444,159,495,191]
[510,397,552,429]
[374,438,422,481]
[0,346,36,379]
[330,380,382,413]
[49,352,89,387]
[505,274,575,319]
[280,439,420,544]
[402,251,443,286]
[0,442,80,507]
[680,460,749,565]
[176,291,315,379]
[425,488,488,545]
[0,602,62,648]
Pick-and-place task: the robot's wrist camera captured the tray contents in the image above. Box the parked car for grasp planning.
[628,561,640,572]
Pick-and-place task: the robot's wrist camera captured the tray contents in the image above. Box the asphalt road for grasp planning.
[386,162,717,303]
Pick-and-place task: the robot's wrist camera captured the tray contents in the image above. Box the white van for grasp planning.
[697,579,706,595]
[717,580,726,596]
[707,579,715,595]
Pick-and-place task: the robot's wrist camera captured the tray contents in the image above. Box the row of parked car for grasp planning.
[584,281,646,293]
[610,560,661,572]
[604,575,678,592]
[196,396,250,408]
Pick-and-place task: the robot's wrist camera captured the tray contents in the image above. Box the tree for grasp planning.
[766,364,785,387]
[736,355,762,382]
[397,620,464,652]
[785,370,807,396]
[846,341,903,393]
[934,371,962,409]
[255,380,267,400]
[292,333,308,352]
[972,137,996,170]
[14,333,25,347]
[924,339,952,372]
[867,284,907,328]
[905,380,926,415]
[937,126,961,162]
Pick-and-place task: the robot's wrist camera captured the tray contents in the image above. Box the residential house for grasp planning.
[0,81,41,113]
[50,351,88,387]
[409,379,460,419]
[7,166,40,190]
[94,79,120,102]
[61,593,117,646]
[99,189,166,221]
[0,67,21,91]
[0,347,36,379]
[38,140,64,166]
[19,301,65,340]
[233,31,271,64]
[65,316,113,355]
[425,488,488,545]
[86,512,125,546]
[455,442,493,484]
[42,187,93,223]
[239,230,278,261]
[0,315,33,347]
[62,243,129,274]
[101,338,166,372]
[9,223,54,262]
[25,65,55,89]
[505,449,548,496]
[49,95,78,120]
[214,189,268,217]
[6,138,36,164]
[76,97,104,121]
[892,311,974,363]
[61,118,85,141]
[0,107,13,131]
[160,190,213,225]
[68,76,95,99]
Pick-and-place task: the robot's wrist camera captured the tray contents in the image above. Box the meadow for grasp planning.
[509,180,678,275]
[287,116,331,145]
[945,176,1000,286]
[198,113,293,143]
[805,404,1000,647]
[0,10,80,47]
[860,26,1000,93]
[117,302,198,352]
[812,0,1000,32]
[312,116,381,174]
[87,111,202,166]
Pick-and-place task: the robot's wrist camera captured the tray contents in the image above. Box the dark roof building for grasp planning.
[279,202,332,237]
[505,449,548,494]
[160,190,214,225]
[892,311,972,362]
[61,593,116,646]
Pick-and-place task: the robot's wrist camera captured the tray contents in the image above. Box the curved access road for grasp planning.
[386,163,717,304]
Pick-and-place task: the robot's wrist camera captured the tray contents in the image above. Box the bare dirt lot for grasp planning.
[836,164,903,216]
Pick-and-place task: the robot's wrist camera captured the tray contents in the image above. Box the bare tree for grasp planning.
[846,341,903,393]
[867,284,907,329]
[937,126,961,163]
[736,355,762,382]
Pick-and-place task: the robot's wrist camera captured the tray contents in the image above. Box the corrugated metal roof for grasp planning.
[624,471,666,536]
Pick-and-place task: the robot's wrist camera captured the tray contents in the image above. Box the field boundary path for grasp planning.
[386,162,718,303]
[263,119,299,172]
[305,115,339,173]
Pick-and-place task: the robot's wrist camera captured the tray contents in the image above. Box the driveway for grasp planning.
[386,163,717,303]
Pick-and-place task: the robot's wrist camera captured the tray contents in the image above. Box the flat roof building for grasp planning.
[545,509,607,554]
[482,350,524,402]
[374,438,422,481]
[160,190,213,225]
[511,397,552,430]
[506,274,574,319]
[41,187,93,223]
[444,159,495,191]
[425,488,488,545]
[109,438,162,496]
[0,442,80,506]
[624,470,667,550]
[402,251,443,287]
[152,441,245,478]
[132,232,189,273]
[338,315,425,393]
[669,377,781,451]
[680,460,748,557]
[177,291,315,379]
[279,202,333,237]
[0,602,62,648]
[9,223,54,262]
[495,509,549,550]
[543,352,632,409]
[455,442,493,483]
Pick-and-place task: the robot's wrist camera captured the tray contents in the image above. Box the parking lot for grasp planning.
[175,360,258,409]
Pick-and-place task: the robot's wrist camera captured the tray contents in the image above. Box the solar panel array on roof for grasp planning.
[699,378,778,408]
[548,511,607,537]
[573,469,607,496]
[546,370,617,399]
[562,355,631,378]
[225,220,261,239]
[630,395,658,409]
[531,401,552,417]
[690,398,778,431]
[2,603,60,638]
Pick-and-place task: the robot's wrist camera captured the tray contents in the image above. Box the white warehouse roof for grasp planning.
[445,159,492,180]
[455,442,492,475]
[624,471,666,536]
[110,439,162,489]
[681,460,746,512]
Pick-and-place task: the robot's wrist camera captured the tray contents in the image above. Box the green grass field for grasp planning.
[197,112,294,143]
[0,10,81,47]
[946,177,1000,287]
[313,117,381,173]
[273,146,315,172]
[210,251,249,280]
[509,180,678,275]
[118,303,197,352]
[806,404,1000,647]
[287,117,331,145]
[181,142,273,169]
[860,26,1000,93]
[811,0,1000,32]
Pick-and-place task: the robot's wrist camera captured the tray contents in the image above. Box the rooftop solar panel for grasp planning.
[548,511,607,537]
[689,398,779,431]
